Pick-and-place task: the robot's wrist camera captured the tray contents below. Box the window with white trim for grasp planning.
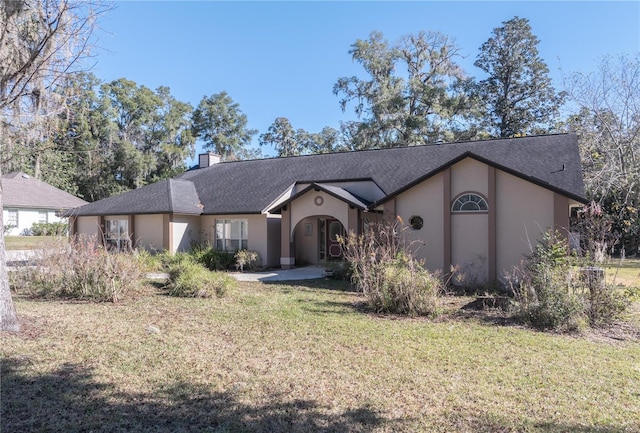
[7,209,18,227]
[215,219,248,251]
[38,210,48,223]
[451,193,488,213]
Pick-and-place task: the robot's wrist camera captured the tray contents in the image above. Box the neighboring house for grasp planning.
[68,134,587,284]
[3,172,88,236]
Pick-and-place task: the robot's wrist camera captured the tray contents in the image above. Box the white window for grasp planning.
[215,219,248,251]
[38,210,48,223]
[7,209,18,227]
[452,193,488,213]
[106,219,130,251]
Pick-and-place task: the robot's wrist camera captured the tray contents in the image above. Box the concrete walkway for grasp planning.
[230,265,328,282]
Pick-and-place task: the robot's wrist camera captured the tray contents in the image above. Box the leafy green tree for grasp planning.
[563,54,640,254]
[306,126,344,154]
[334,30,476,149]
[192,92,257,161]
[474,16,565,138]
[259,117,303,157]
[51,77,195,199]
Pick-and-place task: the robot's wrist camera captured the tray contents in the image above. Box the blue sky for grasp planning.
[93,1,640,159]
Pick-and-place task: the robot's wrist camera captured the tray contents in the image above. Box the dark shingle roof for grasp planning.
[71,134,586,217]
[3,172,88,209]
[69,179,202,216]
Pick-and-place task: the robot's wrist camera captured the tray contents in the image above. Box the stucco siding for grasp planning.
[452,213,489,283]
[171,214,201,253]
[294,217,319,265]
[290,190,350,234]
[451,158,488,198]
[134,214,164,252]
[394,172,445,272]
[450,159,490,283]
[76,216,101,239]
[496,171,555,276]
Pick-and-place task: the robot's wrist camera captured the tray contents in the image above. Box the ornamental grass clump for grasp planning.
[165,255,235,298]
[10,237,143,302]
[339,218,444,317]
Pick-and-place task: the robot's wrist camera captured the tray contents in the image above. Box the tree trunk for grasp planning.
[0,166,20,332]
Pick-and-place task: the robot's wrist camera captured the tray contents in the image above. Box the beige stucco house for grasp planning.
[67,134,587,284]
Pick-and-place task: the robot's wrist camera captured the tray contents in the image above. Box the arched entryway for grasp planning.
[292,216,346,266]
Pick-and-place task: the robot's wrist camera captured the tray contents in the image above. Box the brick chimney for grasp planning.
[198,152,221,168]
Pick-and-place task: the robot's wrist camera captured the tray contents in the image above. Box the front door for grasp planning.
[327,219,344,259]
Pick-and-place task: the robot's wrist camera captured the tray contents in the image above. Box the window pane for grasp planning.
[230,220,241,239]
[7,209,18,225]
[240,219,248,239]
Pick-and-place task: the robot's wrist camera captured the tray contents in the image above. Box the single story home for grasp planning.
[3,172,88,236]
[67,134,587,284]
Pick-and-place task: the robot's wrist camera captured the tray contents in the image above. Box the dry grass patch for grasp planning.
[3,281,640,432]
[4,235,53,250]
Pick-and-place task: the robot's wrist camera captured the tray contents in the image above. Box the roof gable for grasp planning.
[2,172,88,210]
[268,182,370,214]
[375,148,588,207]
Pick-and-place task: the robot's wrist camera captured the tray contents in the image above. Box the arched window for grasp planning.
[451,193,488,213]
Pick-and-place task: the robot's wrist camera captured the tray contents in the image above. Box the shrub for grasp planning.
[191,245,236,271]
[339,218,444,317]
[507,229,629,330]
[165,257,235,298]
[29,221,68,236]
[234,249,260,271]
[373,254,443,316]
[10,237,143,302]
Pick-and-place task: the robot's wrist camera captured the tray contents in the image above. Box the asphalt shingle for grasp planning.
[3,172,88,210]
[71,134,586,217]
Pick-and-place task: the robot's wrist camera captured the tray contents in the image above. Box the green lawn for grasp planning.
[604,258,640,289]
[4,235,54,250]
[2,279,639,433]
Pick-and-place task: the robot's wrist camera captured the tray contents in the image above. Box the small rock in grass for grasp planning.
[146,325,160,334]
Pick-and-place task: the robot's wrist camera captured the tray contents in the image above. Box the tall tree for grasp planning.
[191,92,257,161]
[259,117,301,157]
[0,0,105,332]
[474,16,565,138]
[564,54,640,254]
[334,30,476,149]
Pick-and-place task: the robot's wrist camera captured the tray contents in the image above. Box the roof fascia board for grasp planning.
[261,182,297,214]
